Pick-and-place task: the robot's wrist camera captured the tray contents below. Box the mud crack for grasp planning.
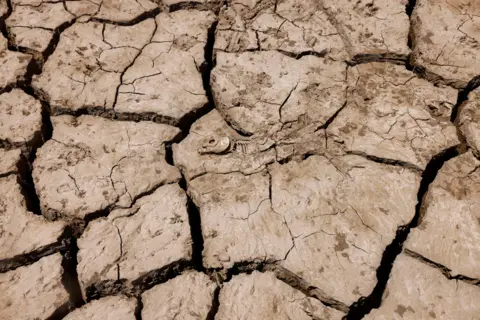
[344,145,463,319]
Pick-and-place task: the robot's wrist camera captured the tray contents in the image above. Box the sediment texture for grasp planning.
[0,0,479,319]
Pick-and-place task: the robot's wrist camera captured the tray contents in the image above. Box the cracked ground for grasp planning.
[0,0,480,319]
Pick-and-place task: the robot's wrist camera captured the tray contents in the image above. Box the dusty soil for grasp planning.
[1,0,479,319]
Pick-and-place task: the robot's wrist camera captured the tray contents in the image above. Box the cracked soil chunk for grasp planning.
[142,271,217,320]
[0,150,64,260]
[211,50,347,136]
[321,0,410,57]
[328,63,459,169]
[0,0,7,16]
[5,0,161,51]
[115,11,215,122]
[0,89,43,148]
[0,253,70,320]
[33,115,180,220]
[215,0,347,60]
[33,11,215,122]
[188,170,292,268]
[0,149,21,176]
[216,271,345,320]
[0,174,65,260]
[0,34,31,89]
[366,253,480,320]
[270,155,420,305]
[64,295,136,320]
[405,151,480,279]
[32,19,155,113]
[6,0,75,51]
[411,0,480,84]
[459,90,480,157]
[77,184,191,294]
[173,110,276,181]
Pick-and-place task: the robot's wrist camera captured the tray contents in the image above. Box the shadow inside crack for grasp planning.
[344,145,462,320]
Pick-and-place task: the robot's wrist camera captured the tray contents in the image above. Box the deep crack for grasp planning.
[404,249,480,287]
[209,260,350,313]
[86,260,192,301]
[134,296,144,320]
[179,176,205,272]
[205,286,221,320]
[344,145,463,319]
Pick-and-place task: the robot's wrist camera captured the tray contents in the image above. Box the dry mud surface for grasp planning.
[0,0,480,319]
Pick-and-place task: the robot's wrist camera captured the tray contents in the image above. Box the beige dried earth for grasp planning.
[0,0,479,319]
[410,0,480,85]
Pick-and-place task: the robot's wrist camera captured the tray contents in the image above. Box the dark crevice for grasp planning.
[177,170,205,271]
[85,260,192,301]
[86,279,129,302]
[134,296,144,320]
[49,102,214,131]
[176,20,218,135]
[51,106,113,118]
[82,206,111,227]
[451,74,480,123]
[0,89,54,221]
[14,88,54,215]
[451,90,467,124]
[169,1,223,14]
[58,231,85,316]
[405,0,417,50]
[46,302,71,320]
[7,89,52,218]
[344,145,462,320]
[317,102,347,131]
[26,18,78,84]
[267,265,350,313]
[0,170,16,179]
[51,106,184,127]
[277,48,329,60]
[16,153,42,215]
[131,260,191,294]
[0,0,12,39]
[223,260,269,282]
[90,7,162,26]
[205,287,221,320]
[346,151,423,174]
[208,260,349,313]
[2,0,12,17]
[405,0,416,17]
[0,82,18,95]
[300,153,314,161]
[449,86,470,152]
[347,53,409,66]
[185,188,205,271]
[408,64,467,90]
[0,238,66,273]
[404,249,480,286]
[164,143,174,166]
[201,20,253,138]
[462,74,480,95]
[176,102,215,133]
